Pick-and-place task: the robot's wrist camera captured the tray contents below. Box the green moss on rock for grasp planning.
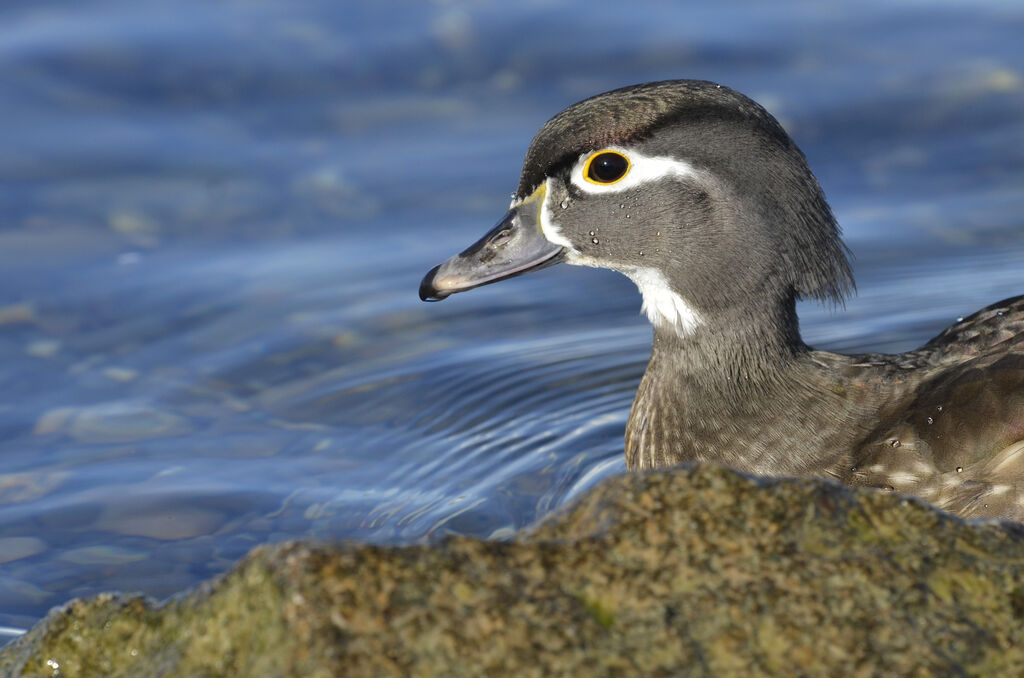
[3,464,1024,676]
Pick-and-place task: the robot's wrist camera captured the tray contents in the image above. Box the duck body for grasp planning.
[632,295,1024,520]
[420,80,1024,521]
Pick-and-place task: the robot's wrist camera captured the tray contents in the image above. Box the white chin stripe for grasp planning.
[625,267,702,336]
[538,177,574,250]
[571,147,698,195]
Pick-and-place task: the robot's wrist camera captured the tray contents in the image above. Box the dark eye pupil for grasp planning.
[588,152,628,183]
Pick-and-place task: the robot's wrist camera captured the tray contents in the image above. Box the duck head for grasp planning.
[420,80,853,338]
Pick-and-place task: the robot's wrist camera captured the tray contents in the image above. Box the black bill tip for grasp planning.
[419,264,449,301]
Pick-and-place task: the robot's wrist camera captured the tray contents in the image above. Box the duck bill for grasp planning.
[419,184,565,301]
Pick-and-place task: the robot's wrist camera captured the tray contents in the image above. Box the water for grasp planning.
[1,0,1023,633]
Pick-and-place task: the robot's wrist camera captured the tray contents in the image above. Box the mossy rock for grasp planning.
[3,464,1024,676]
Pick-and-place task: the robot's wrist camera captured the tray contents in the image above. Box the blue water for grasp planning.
[1,0,1022,633]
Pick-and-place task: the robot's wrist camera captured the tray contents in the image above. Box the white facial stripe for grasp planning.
[538,177,574,250]
[571,146,698,194]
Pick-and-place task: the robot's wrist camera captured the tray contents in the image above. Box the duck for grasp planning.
[419,79,1024,521]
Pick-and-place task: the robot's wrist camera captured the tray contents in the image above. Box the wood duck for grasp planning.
[419,80,1024,521]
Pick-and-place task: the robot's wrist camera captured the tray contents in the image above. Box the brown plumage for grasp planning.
[626,295,1024,520]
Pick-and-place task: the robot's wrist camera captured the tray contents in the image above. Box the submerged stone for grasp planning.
[67,403,191,444]
[2,464,1024,676]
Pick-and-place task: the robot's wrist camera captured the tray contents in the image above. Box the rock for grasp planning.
[3,464,1024,677]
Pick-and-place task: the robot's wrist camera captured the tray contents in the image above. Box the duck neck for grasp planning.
[652,293,808,393]
[626,293,850,473]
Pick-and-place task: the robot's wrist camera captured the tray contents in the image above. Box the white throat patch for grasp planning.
[625,267,702,336]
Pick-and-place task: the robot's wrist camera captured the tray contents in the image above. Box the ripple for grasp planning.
[249,324,642,541]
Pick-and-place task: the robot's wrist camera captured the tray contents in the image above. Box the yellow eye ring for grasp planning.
[583,150,631,185]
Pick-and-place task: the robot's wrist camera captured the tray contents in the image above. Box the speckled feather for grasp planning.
[846,296,1024,518]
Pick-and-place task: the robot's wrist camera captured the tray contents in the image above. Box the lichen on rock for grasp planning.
[3,464,1024,677]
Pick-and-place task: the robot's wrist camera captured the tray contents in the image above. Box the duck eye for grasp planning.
[584,151,630,185]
